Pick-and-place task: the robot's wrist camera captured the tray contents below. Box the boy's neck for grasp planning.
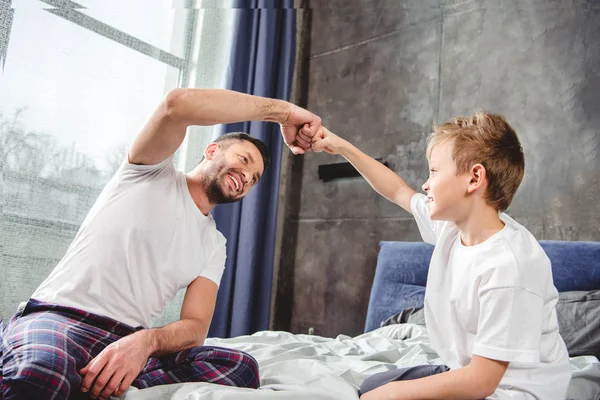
[454,202,505,247]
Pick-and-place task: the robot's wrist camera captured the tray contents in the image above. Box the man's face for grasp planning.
[421,141,470,221]
[203,140,265,205]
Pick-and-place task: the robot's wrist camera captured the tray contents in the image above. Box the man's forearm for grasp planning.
[165,88,290,127]
[339,141,415,213]
[136,318,209,358]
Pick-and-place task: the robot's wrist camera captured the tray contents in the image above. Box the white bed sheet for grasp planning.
[121,324,600,400]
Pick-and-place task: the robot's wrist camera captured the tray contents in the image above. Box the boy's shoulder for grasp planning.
[498,213,549,265]
[474,214,552,293]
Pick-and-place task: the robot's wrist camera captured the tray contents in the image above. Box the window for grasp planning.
[0,0,235,324]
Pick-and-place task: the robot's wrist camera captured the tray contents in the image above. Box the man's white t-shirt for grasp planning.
[32,157,226,328]
[410,193,571,400]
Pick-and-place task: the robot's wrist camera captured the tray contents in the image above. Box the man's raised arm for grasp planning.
[129,88,322,166]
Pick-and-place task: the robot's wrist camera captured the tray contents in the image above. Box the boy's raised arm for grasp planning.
[312,127,416,213]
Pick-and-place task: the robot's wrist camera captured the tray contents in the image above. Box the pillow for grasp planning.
[380,289,600,359]
[372,283,425,330]
[557,290,600,359]
[381,306,426,327]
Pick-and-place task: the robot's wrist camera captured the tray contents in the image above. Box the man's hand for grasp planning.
[280,104,322,155]
[311,126,346,155]
[80,330,153,400]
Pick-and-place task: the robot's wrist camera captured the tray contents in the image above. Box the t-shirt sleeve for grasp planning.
[199,233,226,286]
[116,154,176,181]
[410,193,444,245]
[473,286,544,363]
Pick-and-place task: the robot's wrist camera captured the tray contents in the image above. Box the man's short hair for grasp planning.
[427,111,525,212]
[214,132,271,171]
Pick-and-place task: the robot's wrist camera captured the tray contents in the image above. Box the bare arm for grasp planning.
[145,276,218,356]
[129,88,321,165]
[360,355,509,400]
[312,127,416,213]
[80,277,218,399]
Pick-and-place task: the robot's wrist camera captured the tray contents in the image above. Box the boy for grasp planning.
[311,112,571,399]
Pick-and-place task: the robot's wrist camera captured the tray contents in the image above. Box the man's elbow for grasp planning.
[163,88,189,120]
[186,317,209,346]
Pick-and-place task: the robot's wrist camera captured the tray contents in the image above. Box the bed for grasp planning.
[124,240,600,400]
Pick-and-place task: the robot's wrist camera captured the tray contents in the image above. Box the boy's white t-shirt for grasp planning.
[410,193,571,400]
[32,157,227,328]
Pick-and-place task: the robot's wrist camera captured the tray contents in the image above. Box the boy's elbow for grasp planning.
[475,383,497,400]
[464,365,502,399]
[471,375,501,399]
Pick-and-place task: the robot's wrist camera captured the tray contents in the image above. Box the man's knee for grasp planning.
[3,319,82,400]
[3,345,77,399]
[190,346,260,388]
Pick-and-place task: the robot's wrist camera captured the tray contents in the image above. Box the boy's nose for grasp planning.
[422,181,429,193]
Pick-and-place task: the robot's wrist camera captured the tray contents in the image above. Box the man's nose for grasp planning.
[241,171,250,184]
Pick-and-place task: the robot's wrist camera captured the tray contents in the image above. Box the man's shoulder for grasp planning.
[215,229,227,248]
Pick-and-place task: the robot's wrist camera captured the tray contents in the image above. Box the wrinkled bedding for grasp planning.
[123,324,600,400]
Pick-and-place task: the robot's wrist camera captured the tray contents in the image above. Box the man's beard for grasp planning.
[202,159,241,205]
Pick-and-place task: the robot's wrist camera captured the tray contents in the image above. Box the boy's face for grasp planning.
[422,140,470,221]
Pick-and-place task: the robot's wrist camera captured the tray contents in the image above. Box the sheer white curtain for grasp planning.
[0,0,235,325]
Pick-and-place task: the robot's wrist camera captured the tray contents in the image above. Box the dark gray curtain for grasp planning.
[209,0,296,338]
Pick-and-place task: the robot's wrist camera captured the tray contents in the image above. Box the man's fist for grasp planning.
[280,104,322,155]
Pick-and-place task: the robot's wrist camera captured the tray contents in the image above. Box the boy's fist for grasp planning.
[311,126,344,154]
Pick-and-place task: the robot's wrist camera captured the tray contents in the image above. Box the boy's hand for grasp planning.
[311,126,345,154]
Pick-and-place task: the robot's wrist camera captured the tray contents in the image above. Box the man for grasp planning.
[1,88,322,400]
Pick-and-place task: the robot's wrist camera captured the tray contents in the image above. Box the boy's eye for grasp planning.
[241,156,248,163]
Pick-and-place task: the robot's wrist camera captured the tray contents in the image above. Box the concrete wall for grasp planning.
[274,0,600,338]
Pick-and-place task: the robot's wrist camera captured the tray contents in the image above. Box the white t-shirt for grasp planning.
[411,193,571,400]
[32,157,227,328]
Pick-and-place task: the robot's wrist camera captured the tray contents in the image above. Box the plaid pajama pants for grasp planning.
[0,299,259,400]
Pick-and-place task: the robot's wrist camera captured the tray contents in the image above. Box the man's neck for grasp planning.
[454,201,505,247]
[185,173,214,216]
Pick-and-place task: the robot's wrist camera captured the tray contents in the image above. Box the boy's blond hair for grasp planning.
[427,111,525,212]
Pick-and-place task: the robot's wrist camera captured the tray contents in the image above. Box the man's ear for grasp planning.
[204,143,218,160]
[467,163,487,194]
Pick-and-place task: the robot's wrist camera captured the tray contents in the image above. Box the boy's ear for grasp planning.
[204,143,219,160]
[467,163,486,193]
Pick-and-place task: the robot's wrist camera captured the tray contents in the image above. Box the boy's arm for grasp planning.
[360,355,509,400]
[312,127,416,213]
